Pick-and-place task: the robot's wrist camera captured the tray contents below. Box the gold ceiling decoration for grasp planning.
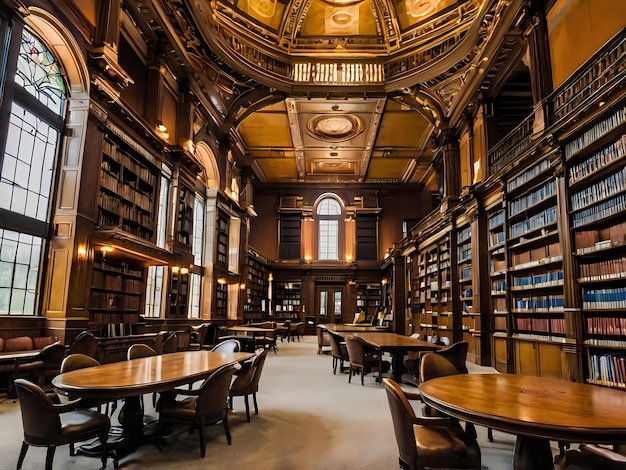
[306,114,364,142]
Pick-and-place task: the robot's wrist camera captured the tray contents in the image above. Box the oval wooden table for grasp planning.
[419,373,626,470]
[53,350,253,463]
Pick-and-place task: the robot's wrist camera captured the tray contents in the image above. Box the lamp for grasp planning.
[217,278,227,285]
[156,121,167,132]
[77,246,87,260]
[171,266,180,274]
[180,267,189,275]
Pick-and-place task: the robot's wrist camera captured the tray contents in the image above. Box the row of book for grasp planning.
[565,106,626,160]
[587,316,626,336]
[579,257,626,281]
[513,295,565,310]
[457,226,471,243]
[568,134,626,185]
[461,267,472,279]
[509,206,557,238]
[572,192,626,227]
[582,287,626,309]
[569,165,626,212]
[588,353,626,389]
[488,210,505,229]
[89,293,141,310]
[507,159,549,193]
[574,221,626,253]
[515,317,565,334]
[512,270,564,287]
[509,180,556,217]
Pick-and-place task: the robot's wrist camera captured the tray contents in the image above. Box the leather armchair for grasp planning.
[556,444,626,470]
[316,325,331,354]
[229,349,269,421]
[158,365,236,457]
[15,378,110,470]
[211,339,241,353]
[383,377,481,470]
[344,334,390,385]
[15,341,65,389]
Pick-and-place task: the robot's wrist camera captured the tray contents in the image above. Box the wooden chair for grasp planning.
[14,342,66,390]
[327,330,348,374]
[59,353,107,415]
[15,378,110,470]
[316,325,331,354]
[344,334,390,385]
[229,349,269,421]
[211,339,241,353]
[254,323,278,354]
[383,377,481,470]
[158,365,236,457]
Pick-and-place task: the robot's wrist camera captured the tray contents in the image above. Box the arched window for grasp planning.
[317,197,341,260]
[0,29,67,315]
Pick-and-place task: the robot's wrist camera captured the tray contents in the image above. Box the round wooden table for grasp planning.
[419,374,626,470]
[53,350,253,462]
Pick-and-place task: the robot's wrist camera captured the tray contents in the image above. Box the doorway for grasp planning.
[316,284,344,324]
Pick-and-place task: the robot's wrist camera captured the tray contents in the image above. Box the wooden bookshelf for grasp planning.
[89,253,144,336]
[566,99,626,390]
[244,249,270,321]
[169,270,189,317]
[176,185,194,247]
[274,281,301,316]
[99,137,158,241]
[216,210,229,266]
[356,283,382,320]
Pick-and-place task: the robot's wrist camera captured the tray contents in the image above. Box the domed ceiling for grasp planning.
[159,0,525,185]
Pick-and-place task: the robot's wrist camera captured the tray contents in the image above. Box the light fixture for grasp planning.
[171,266,180,274]
[217,278,227,285]
[77,246,87,260]
[101,246,113,253]
[240,283,246,290]
[346,254,352,261]
[180,267,189,275]
[156,121,167,132]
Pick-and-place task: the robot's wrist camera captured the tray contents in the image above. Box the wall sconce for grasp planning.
[171,266,180,274]
[180,267,189,275]
[217,278,227,285]
[240,283,246,290]
[345,254,352,262]
[304,255,312,262]
[156,121,167,132]
[77,246,87,260]
[382,279,387,286]
[268,273,273,282]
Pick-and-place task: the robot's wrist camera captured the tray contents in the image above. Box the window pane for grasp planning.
[333,291,342,316]
[188,273,201,319]
[319,220,338,260]
[145,265,164,318]
[319,291,327,316]
[193,197,204,265]
[317,198,341,215]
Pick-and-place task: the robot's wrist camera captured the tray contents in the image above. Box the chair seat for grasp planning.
[160,397,198,420]
[413,424,480,467]
[59,409,111,440]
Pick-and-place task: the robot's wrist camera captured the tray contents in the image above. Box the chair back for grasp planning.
[328,331,345,358]
[249,349,269,390]
[420,352,459,383]
[68,331,98,359]
[211,339,241,353]
[127,343,157,360]
[344,335,367,367]
[14,378,60,440]
[161,332,178,354]
[61,353,100,373]
[196,365,236,416]
[41,342,66,373]
[176,329,192,351]
[383,378,419,466]
[435,341,469,374]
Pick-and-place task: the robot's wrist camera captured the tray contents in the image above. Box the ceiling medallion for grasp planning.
[405,0,441,18]
[307,114,363,142]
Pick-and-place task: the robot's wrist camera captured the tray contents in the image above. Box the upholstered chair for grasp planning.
[344,334,390,385]
[158,365,236,458]
[229,349,269,421]
[15,378,110,470]
[383,377,481,470]
[555,444,626,470]
[15,341,66,389]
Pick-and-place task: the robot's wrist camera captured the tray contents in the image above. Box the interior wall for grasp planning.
[547,0,626,88]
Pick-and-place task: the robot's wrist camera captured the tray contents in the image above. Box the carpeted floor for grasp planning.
[0,336,528,469]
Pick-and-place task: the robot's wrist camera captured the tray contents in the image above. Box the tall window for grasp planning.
[188,195,205,318]
[317,198,341,260]
[0,30,66,315]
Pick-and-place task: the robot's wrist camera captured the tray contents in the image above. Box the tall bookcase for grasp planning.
[356,283,382,319]
[244,250,270,321]
[274,281,301,316]
[565,102,626,389]
[89,252,144,336]
[456,220,474,351]
[505,152,567,378]
[169,270,189,317]
[486,202,508,372]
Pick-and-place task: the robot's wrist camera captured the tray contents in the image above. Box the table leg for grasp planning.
[513,436,554,470]
[389,352,404,382]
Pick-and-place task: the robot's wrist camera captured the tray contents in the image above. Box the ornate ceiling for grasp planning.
[137,0,525,185]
